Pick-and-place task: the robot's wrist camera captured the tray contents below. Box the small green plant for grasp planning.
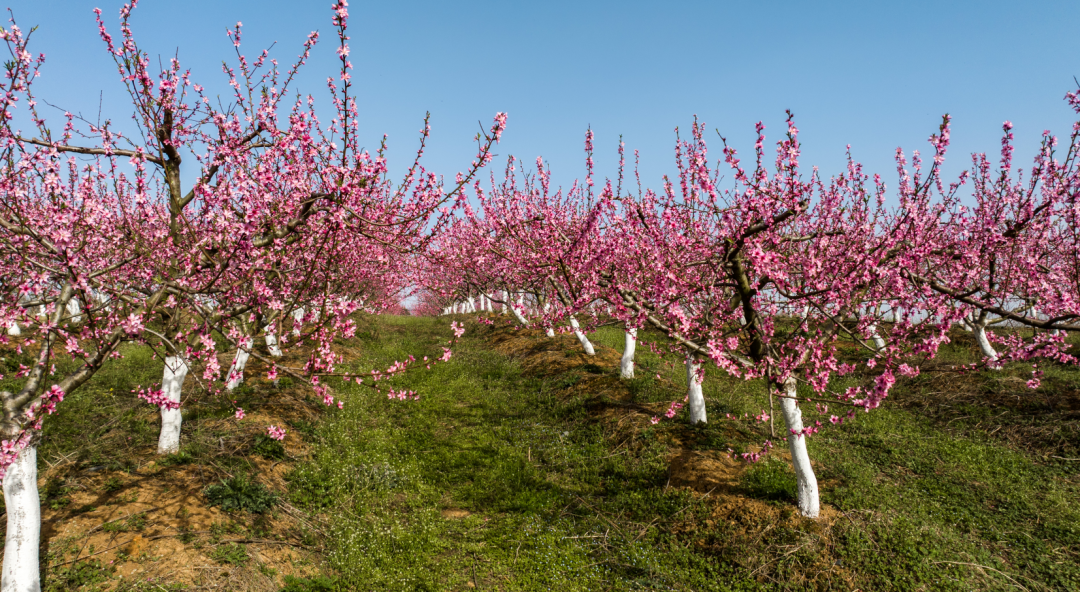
[288,418,317,439]
[209,542,249,566]
[158,449,196,466]
[205,475,277,513]
[177,526,197,544]
[44,559,112,592]
[252,433,286,460]
[102,512,147,533]
[740,456,797,501]
[41,477,73,510]
[102,476,124,492]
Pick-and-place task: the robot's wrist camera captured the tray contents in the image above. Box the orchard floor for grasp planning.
[4,314,1079,591]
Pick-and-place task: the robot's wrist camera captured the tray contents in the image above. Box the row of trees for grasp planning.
[419,98,1080,519]
[0,2,506,589]
[1,3,1077,589]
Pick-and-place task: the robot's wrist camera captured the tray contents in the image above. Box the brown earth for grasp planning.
[30,345,329,591]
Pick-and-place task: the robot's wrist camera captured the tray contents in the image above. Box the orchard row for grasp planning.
[0,0,1077,589]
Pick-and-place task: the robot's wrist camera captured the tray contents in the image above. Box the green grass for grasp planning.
[14,314,1080,590]
[290,316,1079,591]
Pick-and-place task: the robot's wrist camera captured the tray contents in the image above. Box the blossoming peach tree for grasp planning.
[0,1,505,588]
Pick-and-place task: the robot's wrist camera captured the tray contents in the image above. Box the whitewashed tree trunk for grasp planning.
[292,308,305,336]
[510,303,529,326]
[225,337,253,390]
[543,302,555,337]
[264,326,283,357]
[569,316,595,355]
[868,323,886,351]
[5,322,18,337]
[501,290,509,315]
[780,377,820,518]
[157,356,190,454]
[466,297,475,312]
[620,328,637,379]
[972,323,999,367]
[66,299,82,324]
[2,444,40,592]
[686,356,706,424]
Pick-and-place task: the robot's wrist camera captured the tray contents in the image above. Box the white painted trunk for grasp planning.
[620,328,637,379]
[510,304,529,326]
[5,322,18,337]
[486,295,494,312]
[66,299,82,324]
[292,307,305,336]
[780,377,820,518]
[500,291,509,315]
[569,317,595,355]
[225,340,252,390]
[545,327,556,338]
[868,323,886,351]
[466,297,475,312]
[2,444,40,592]
[972,324,999,367]
[157,356,190,454]
[264,327,283,357]
[686,356,706,424]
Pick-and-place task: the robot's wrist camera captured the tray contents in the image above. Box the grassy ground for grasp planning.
[4,314,1078,590]
[288,315,1079,591]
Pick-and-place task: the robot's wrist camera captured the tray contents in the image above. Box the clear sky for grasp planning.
[5,0,1079,198]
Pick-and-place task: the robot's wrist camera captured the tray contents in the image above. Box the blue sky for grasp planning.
[6,0,1079,198]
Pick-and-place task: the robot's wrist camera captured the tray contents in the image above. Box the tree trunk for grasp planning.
[510,303,529,326]
[686,355,706,424]
[225,337,252,391]
[780,377,820,518]
[2,444,40,592]
[868,323,886,351]
[66,299,82,324]
[620,328,637,379]
[157,356,189,454]
[569,316,595,355]
[972,324,999,367]
[264,327,283,357]
[291,307,304,336]
[5,322,18,337]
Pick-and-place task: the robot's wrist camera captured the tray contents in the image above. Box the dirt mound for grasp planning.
[27,343,330,591]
